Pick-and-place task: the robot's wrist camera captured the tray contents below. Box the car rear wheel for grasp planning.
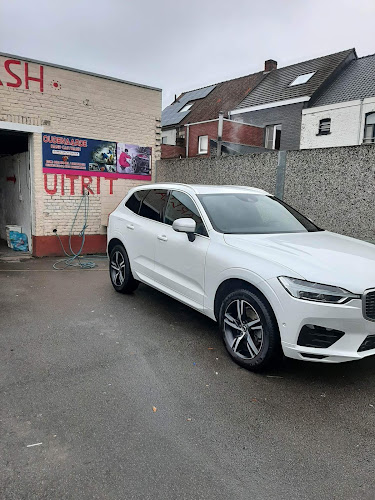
[219,288,281,371]
[109,244,139,294]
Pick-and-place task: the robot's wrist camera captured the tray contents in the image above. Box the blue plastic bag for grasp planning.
[9,231,29,252]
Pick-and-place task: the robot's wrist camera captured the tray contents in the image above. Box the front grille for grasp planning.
[358,335,375,352]
[363,289,375,321]
[297,324,345,349]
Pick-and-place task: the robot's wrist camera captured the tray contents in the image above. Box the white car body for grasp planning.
[107,183,375,364]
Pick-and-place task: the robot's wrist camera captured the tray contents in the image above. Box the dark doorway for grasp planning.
[0,130,31,256]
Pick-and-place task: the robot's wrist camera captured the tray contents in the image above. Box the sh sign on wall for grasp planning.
[0,58,44,92]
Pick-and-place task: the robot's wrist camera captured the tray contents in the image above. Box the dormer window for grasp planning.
[179,103,193,113]
[289,72,315,86]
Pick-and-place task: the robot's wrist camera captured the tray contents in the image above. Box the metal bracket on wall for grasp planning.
[155,159,159,183]
[275,150,287,200]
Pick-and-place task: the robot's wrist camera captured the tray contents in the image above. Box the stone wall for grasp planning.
[156,144,375,241]
[284,146,375,240]
[157,151,279,194]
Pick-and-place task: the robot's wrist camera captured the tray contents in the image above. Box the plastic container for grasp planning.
[6,225,22,248]
[9,231,29,252]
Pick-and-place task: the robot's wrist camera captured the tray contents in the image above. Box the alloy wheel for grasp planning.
[110,251,126,286]
[223,299,264,359]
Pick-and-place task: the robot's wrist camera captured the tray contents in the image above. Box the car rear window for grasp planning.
[139,189,168,222]
[125,190,148,214]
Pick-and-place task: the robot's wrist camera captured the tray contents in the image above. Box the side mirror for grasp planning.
[172,218,196,241]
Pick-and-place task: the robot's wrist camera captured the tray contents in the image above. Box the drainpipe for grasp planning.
[185,124,190,157]
[357,99,364,145]
[217,111,224,157]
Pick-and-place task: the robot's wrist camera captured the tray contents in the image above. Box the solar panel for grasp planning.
[162,84,216,127]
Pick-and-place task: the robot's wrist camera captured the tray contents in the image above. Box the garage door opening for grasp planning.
[0,130,31,257]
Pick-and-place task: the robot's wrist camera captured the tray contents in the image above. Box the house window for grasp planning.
[198,135,208,154]
[363,113,375,144]
[161,136,167,144]
[265,124,282,150]
[317,118,331,135]
[179,103,193,113]
[289,72,315,86]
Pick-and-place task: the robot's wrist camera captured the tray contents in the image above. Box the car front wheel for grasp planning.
[109,244,139,294]
[219,288,281,371]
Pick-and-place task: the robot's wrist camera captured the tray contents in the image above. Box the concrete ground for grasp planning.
[0,239,31,261]
[1,257,375,500]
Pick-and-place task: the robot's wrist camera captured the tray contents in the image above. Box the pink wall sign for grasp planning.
[44,174,116,195]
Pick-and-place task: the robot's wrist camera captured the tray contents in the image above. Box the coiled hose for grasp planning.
[53,191,98,270]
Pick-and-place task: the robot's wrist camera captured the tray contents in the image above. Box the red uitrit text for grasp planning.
[0,59,44,92]
[44,174,115,195]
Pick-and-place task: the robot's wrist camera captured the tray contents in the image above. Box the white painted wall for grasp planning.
[301,101,361,149]
[301,97,375,149]
[161,128,177,145]
[0,152,32,248]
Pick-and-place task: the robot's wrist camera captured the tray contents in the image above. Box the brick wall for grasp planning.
[161,144,186,159]
[187,119,263,157]
[188,121,218,157]
[0,55,161,255]
[301,97,375,149]
[222,120,264,146]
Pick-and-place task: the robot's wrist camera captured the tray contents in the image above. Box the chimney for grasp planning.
[264,59,277,72]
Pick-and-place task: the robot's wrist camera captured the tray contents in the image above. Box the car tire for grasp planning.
[109,244,139,294]
[218,288,281,371]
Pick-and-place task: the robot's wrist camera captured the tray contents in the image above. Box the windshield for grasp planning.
[198,193,322,234]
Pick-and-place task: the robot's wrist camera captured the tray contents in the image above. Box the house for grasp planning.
[161,69,267,158]
[300,54,375,149]
[230,49,356,151]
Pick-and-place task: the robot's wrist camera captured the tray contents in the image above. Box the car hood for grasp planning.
[223,231,375,293]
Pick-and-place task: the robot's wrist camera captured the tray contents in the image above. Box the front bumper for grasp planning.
[266,278,375,363]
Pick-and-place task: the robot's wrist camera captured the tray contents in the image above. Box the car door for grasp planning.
[118,188,168,282]
[154,190,210,309]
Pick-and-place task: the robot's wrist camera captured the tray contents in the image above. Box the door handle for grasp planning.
[127,224,135,230]
[157,235,168,242]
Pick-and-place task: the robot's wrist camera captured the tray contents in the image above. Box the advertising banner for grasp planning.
[117,143,152,179]
[42,133,152,180]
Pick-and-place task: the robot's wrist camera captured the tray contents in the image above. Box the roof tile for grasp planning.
[235,49,355,109]
[311,54,375,106]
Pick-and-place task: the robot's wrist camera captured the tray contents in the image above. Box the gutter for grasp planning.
[231,96,310,115]
[357,98,364,145]
[186,124,190,157]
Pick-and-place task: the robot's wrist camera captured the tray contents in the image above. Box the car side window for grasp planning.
[164,190,208,236]
[125,190,148,214]
[139,189,168,222]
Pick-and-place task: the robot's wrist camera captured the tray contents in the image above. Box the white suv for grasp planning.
[107,183,375,371]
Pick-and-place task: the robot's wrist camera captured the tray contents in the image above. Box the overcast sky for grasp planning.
[0,0,374,109]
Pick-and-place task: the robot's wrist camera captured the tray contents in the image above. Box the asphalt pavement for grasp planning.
[1,257,375,500]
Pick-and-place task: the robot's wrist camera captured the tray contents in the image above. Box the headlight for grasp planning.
[278,276,360,304]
